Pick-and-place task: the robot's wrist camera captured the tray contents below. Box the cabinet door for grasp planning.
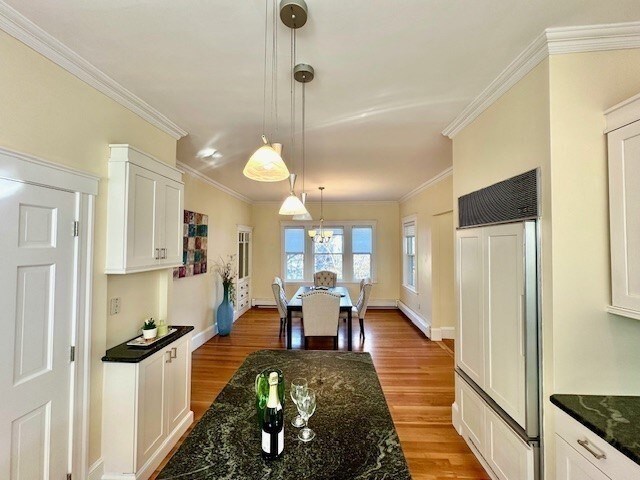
[165,337,191,434]
[457,374,486,455]
[456,228,485,387]
[556,435,611,480]
[608,121,640,312]
[159,179,183,266]
[136,351,167,470]
[126,164,160,269]
[483,223,526,427]
[485,407,534,480]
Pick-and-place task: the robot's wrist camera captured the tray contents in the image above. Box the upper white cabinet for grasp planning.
[606,93,640,320]
[106,144,184,274]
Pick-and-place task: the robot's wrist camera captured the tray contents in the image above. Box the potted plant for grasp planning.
[142,318,157,340]
[214,255,237,336]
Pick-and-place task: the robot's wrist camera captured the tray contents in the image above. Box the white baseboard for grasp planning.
[191,324,217,351]
[87,458,104,480]
[451,402,461,434]
[252,298,398,308]
[429,326,456,341]
[397,301,430,337]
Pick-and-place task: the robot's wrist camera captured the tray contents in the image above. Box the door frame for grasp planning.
[0,146,99,479]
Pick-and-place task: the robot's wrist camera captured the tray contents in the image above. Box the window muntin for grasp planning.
[314,228,343,279]
[403,220,417,289]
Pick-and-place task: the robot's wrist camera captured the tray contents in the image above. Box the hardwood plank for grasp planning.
[150,308,489,479]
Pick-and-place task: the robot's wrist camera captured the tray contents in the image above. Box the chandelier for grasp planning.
[308,187,333,243]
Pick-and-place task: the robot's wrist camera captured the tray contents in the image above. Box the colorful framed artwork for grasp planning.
[173,210,208,279]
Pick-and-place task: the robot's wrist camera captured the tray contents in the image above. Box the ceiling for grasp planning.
[5,0,639,201]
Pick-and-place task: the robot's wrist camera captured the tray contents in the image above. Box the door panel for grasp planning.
[457,228,484,387]
[137,352,167,469]
[127,164,158,269]
[484,223,526,427]
[166,338,191,433]
[161,179,183,265]
[0,179,76,480]
[485,407,534,480]
[458,374,486,454]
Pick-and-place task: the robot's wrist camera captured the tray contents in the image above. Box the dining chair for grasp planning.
[272,276,299,337]
[301,290,341,349]
[341,278,373,340]
[313,270,337,287]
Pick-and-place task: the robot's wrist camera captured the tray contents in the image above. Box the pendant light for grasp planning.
[279,1,310,217]
[291,65,313,220]
[309,187,333,243]
[279,174,308,215]
[243,0,289,182]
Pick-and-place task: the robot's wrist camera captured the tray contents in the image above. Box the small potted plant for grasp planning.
[142,317,157,340]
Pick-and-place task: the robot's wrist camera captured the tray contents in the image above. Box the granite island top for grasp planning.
[102,325,194,363]
[551,394,640,466]
[158,349,411,480]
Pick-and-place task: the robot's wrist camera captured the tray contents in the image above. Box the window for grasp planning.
[314,228,344,279]
[284,227,305,280]
[352,226,372,280]
[403,218,417,290]
[282,222,375,282]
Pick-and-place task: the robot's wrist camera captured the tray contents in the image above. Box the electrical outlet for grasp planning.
[109,297,121,315]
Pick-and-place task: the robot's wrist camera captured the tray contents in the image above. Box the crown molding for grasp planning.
[176,161,253,204]
[0,1,188,140]
[443,21,640,139]
[253,200,400,206]
[399,167,453,203]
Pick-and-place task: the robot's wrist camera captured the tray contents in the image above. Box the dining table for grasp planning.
[286,286,353,350]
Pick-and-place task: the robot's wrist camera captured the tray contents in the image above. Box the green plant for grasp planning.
[214,255,237,304]
[143,318,156,330]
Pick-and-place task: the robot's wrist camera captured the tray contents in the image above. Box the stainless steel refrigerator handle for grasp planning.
[577,439,606,460]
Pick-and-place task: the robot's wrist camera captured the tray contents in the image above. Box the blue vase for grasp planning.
[217,283,234,336]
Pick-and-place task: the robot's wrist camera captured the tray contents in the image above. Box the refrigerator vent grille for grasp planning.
[458,169,538,228]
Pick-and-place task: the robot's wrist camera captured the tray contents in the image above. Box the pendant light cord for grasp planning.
[290,27,295,184]
[272,0,278,138]
[302,80,306,193]
[262,0,268,136]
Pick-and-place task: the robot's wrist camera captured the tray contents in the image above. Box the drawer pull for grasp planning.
[577,438,606,460]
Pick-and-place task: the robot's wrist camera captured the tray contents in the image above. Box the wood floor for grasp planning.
[152,308,489,480]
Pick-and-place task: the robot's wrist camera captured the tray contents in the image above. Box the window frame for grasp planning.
[281,220,377,283]
[402,215,418,293]
[283,226,306,281]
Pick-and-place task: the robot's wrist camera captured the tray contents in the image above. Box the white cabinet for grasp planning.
[102,333,193,480]
[106,144,184,274]
[236,226,252,316]
[555,408,640,480]
[456,223,527,426]
[605,93,640,320]
[456,373,535,480]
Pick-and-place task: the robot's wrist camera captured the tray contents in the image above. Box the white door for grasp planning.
[126,164,159,269]
[136,352,167,470]
[0,179,76,480]
[457,374,486,455]
[165,337,191,434]
[160,179,183,266]
[456,227,485,387]
[483,223,526,427]
[485,407,534,480]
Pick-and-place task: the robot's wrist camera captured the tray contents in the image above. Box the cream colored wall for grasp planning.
[549,50,640,397]
[251,201,400,303]
[169,173,252,336]
[399,175,454,329]
[0,31,178,466]
[453,58,553,476]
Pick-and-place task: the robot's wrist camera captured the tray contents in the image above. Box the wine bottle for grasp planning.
[261,371,284,460]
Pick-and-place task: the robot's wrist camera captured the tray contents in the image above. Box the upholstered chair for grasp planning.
[301,290,341,349]
[271,277,289,337]
[313,270,337,288]
[341,278,373,340]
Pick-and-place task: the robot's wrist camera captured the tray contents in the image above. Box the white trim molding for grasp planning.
[399,167,453,203]
[0,1,187,140]
[191,324,217,351]
[87,458,104,480]
[443,21,640,138]
[398,301,430,338]
[177,161,253,204]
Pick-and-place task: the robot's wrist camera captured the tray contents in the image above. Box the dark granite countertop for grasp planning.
[551,394,640,466]
[158,349,412,480]
[102,325,194,363]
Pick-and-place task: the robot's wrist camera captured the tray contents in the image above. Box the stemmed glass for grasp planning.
[290,378,308,428]
[297,389,317,442]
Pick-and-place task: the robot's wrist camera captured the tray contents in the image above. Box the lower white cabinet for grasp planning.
[236,276,251,316]
[555,408,640,480]
[102,333,193,479]
[456,373,535,480]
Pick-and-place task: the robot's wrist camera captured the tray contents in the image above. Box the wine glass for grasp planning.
[297,389,317,442]
[290,378,308,428]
